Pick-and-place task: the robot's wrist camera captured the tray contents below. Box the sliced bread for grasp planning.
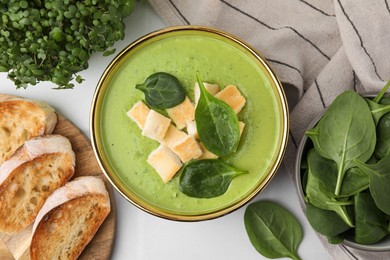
[0,94,57,165]
[0,135,75,233]
[30,176,110,260]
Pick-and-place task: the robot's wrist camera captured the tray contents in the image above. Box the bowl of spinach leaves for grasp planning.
[295,81,390,251]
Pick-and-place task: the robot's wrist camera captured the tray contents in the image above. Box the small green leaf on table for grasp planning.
[244,201,303,260]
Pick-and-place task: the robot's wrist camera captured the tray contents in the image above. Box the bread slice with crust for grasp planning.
[0,94,57,165]
[0,135,75,233]
[30,176,111,260]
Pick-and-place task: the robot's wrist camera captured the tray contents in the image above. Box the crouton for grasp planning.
[194,82,220,104]
[161,124,188,149]
[171,135,202,163]
[147,145,182,183]
[239,121,245,136]
[166,97,195,129]
[198,142,219,160]
[186,120,198,139]
[142,110,171,142]
[215,85,246,114]
[127,101,150,129]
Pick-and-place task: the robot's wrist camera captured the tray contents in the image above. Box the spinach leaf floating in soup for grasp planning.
[135,72,186,109]
[195,73,240,157]
[179,160,248,198]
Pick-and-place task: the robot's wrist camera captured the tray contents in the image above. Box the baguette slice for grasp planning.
[0,94,57,165]
[0,135,75,233]
[30,176,111,260]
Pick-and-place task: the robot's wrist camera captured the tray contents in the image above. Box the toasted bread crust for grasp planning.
[30,194,110,260]
[0,135,75,233]
[30,177,110,260]
[0,95,57,164]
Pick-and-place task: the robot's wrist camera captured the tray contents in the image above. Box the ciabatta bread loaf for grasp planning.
[0,135,75,233]
[30,176,110,260]
[0,94,57,165]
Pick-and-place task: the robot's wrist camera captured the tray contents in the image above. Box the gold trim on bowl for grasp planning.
[90,25,289,221]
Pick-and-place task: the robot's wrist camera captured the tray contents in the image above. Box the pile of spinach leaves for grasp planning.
[302,81,390,245]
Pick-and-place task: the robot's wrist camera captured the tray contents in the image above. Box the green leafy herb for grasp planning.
[135,72,186,109]
[354,192,388,244]
[305,150,369,197]
[339,167,369,197]
[305,150,354,227]
[375,114,390,159]
[195,73,240,157]
[305,202,350,239]
[0,0,136,88]
[354,155,390,215]
[304,149,337,194]
[306,91,376,195]
[327,235,344,245]
[179,159,247,198]
[373,80,390,103]
[374,97,390,159]
[244,201,303,260]
[388,220,390,233]
[365,98,390,125]
[302,82,390,246]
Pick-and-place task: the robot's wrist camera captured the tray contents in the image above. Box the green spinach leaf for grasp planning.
[306,202,351,238]
[354,155,390,215]
[306,149,369,198]
[306,91,376,195]
[305,121,327,157]
[179,159,247,198]
[339,167,369,197]
[375,113,390,159]
[365,98,390,125]
[195,73,240,157]
[327,235,344,244]
[354,192,388,245]
[301,169,308,198]
[135,72,186,109]
[373,80,390,103]
[388,220,390,233]
[306,151,354,227]
[374,97,390,159]
[306,149,337,194]
[244,201,303,260]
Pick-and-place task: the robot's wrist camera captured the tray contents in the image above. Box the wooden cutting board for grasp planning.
[0,114,116,260]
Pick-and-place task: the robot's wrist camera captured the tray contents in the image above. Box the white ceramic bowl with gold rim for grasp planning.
[90,25,289,221]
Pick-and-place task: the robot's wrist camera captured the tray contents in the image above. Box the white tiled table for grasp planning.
[0,3,328,260]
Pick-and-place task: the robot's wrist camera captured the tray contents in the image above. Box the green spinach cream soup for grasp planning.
[96,28,287,217]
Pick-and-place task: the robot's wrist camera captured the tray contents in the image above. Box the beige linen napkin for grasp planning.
[147,0,390,259]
